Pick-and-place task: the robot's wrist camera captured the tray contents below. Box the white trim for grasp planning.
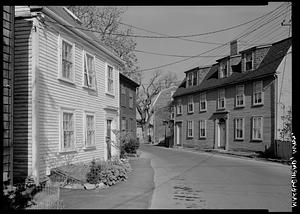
[199,119,207,138]
[199,92,207,112]
[187,95,194,113]
[59,107,76,152]
[83,111,96,149]
[234,117,244,140]
[253,80,264,106]
[235,84,245,107]
[58,35,76,83]
[105,62,115,96]
[187,120,194,138]
[82,50,96,90]
[252,116,263,141]
[217,88,226,110]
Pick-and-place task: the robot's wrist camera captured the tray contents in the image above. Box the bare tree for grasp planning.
[67,6,141,82]
[136,70,178,143]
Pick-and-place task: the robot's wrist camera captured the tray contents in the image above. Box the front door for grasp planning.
[176,122,182,146]
[106,119,112,160]
[218,118,226,149]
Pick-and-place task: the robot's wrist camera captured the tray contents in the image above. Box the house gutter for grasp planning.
[41,7,125,67]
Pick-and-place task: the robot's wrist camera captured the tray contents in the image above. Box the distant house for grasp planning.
[13,6,124,184]
[151,86,177,145]
[119,73,139,139]
[3,6,15,185]
[172,38,292,154]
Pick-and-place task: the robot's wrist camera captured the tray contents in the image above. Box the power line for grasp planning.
[133,49,227,58]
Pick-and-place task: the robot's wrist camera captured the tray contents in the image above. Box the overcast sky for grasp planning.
[120,2,291,84]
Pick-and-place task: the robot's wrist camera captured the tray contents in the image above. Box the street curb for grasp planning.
[160,146,291,166]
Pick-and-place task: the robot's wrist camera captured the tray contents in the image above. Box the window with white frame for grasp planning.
[218,88,226,109]
[219,61,228,78]
[188,96,194,113]
[187,72,193,87]
[60,38,75,82]
[177,100,182,115]
[61,109,75,151]
[253,81,263,105]
[245,52,253,71]
[107,65,114,94]
[199,92,207,111]
[129,90,133,108]
[234,118,244,140]
[252,116,263,140]
[83,51,96,89]
[187,120,194,138]
[199,120,206,138]
[193,71,198,86]
[85,113,95,147]
[236,85,245,107]
[121,118,126,132]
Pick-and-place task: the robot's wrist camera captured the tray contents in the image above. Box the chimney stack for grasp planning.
[230,40,238,56]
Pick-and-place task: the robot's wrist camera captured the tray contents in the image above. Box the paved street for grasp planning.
[142,144,291,211]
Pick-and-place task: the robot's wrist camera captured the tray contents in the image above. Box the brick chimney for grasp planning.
[230,40,238,56]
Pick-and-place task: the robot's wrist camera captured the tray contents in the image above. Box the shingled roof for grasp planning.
[173,37,292,98]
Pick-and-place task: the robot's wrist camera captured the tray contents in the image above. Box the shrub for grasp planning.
[86,158,132,186]
[124,137,140,154]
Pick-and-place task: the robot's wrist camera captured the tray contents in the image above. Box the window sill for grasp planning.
[176,113,182,116]
[83,146,96,151]
[234,138,244,141]
[252,103,264,107]
[58,77,76,85]
[217,108,226,111]
[105,92,115,98]
[187,111,194,114]
[187,136,193,139]
[199,109,207,113]
[58,149,77,155]
[199,136,206,139]
[82,85,97,91]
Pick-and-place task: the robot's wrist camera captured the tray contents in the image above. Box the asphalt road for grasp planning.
[141,144,291,211]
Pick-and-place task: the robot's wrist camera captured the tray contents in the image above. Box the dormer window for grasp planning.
[219,61,228,78]
[187,72,193,87]
[193,71,198,85]
[244,52,254,71]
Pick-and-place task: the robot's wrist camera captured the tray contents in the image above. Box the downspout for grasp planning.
[31,18,40,184]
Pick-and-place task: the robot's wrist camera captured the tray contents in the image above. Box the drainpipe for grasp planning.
[31,18,40,184]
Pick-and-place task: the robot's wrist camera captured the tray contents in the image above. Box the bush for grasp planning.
[124,137,140,154]
[86,158,132,186]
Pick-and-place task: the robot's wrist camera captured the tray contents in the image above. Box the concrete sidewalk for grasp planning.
[60,157,155,209]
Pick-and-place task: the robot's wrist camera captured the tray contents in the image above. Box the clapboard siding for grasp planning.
[13,18,33,182]
[36,20,120,180]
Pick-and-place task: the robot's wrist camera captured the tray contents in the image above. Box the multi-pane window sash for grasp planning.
[193,71,198,86]
[62,111,74,150]
[199,120,206,138]
[252,116,263,140]
[121,118,126,131]
[61,40,74,81]
[177,104,182,115]
[236,85,245,107]
[245,52,253,71]
[188,96,194,113]
[187,121,193,138]
[187,72,193,87]
[129,91,133,108]
[235,118,244,140]
[220,62,228,78]
[218,88,225,109]
[107,65,114,94]
[199,92,207,111]
[253,81,263,105]
[85,114,95,147]
[83,52,96,89]
[121,85,126,106]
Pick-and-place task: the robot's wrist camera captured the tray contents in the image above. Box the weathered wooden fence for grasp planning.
[274,140,292,160]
